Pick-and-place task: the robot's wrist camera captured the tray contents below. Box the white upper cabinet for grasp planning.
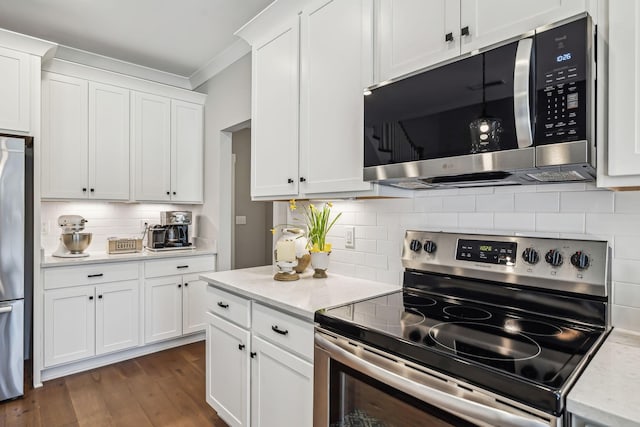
[251,17,300,199]
[377,0,460,82]
[42,73,131,200]
[88,82,130,200]
[459,0,587,54]
[133,92,172,202]
[299,0,373,194]
[602,0,640,184]
[0,46,30,132]
[41,73,89,199]
[171,100,204,203]
[376,0,588,83]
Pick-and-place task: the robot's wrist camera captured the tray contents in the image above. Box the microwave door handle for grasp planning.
[315,334,547,427]
[514,38,534,148]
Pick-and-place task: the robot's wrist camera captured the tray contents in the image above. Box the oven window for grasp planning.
[329,361,478,427]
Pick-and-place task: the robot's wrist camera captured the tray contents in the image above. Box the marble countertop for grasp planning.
[200,265,401,321]
[567,329,640,426]
[41,248,217,268]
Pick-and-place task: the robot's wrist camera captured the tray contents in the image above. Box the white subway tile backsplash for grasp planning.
[399,213,429,227]
[355,212,377,226]
[612,305,640,330]
[560,191,614,213]
[515,192,559,212]
[586,214,640,236]
[493,213,535,231]
[476,193,514,212]
[414,197,444,212]
[355,239,377,253]
[615,236,640,261]
[416,188,459,197]
[365,253,388,269]
[612,259,640,284]
[614,281,640,308]
[336,212,356,225]
[330,249,366,265]
[459,213,493,229]
[457,187,494,195]
[442,196,476,212]
[355,226,387,240]
[426,213,458,228]
[377,239,403,257]
[614,191,640,213]
[376,269,403,285]
[493,185,537,194]
[355,265,378,281]
[535,213,585,233]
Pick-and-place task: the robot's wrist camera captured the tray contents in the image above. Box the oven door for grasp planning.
[314,331,557,427]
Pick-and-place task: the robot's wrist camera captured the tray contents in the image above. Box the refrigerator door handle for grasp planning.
[0,305,13,314]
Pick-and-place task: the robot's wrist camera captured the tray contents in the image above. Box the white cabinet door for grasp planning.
[250,336,313,427]
[133,91,171,201]
[171,100,203,203]
[206,312,250,427]
[299,0,374,195]
[377,0,460,82]
[41,73,89,199]
[460,0,587,53]
[607,0,640,179]
[0,46,30,132]
[182,273,209,334]
[88,82,130,200]
[95,280,139,355]
[44,287,95,367]
[251,17,300,198]
[144,276,182,343]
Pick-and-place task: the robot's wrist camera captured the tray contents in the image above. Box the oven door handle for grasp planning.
[315,334,548,427]
[514,37,534,149]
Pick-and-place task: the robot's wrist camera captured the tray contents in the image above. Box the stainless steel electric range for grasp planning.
[314,231,610,427]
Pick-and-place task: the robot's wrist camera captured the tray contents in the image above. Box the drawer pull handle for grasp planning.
[238,344,245,351]
[87,273,103,278]
[271,325,289,336]
[177,265,189,269]
[250,352,257,358]
[217,302,229,309]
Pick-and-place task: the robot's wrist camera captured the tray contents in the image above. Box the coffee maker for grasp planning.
[146,211,193,250]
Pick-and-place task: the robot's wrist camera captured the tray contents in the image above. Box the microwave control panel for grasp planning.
[535,17,589,146]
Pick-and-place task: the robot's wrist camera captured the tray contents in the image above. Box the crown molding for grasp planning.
[52,45,193,90]
[190,38,251,90]
[0,27,57,58]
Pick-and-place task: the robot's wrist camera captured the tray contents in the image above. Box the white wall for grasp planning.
[40,201,204,254]
[286,183,640,332]
[196,54,252,271]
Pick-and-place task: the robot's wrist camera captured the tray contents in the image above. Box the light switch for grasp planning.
[235,216,247,225]
[345,226,355,249]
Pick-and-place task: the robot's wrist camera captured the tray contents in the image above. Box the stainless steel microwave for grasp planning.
[363,15,596,189]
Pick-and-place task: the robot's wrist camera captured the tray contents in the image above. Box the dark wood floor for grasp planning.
[0,342,228,427]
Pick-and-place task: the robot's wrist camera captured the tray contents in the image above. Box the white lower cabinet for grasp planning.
[144,276,183,343]
[206,287,314,427]
[44,279,139,367]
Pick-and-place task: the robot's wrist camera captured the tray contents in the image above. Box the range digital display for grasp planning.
[456,239,517,266]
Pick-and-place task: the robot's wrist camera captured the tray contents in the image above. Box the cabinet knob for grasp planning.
[287,178,294,184]
[445,32,454,42]
[250,352,257,359]
[82,188,87,192]
[184,282,188,287]
[461,26,470,37]
[178,284,182,288]
[89,296,94,300]
[238,344,245,351]
[166,191,170,195]
[90,188,95,193]
[299,177,306,183]
[98,295,103,299]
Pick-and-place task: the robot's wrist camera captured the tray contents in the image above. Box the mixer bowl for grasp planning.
[62,232,92,254]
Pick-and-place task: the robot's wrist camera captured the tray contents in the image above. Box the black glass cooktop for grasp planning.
[315,288,606,415]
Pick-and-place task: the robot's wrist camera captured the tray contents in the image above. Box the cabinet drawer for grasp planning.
[43,262,140,290]
[144,255,215,278]
[252,303,313,361]
[207,286,251,329]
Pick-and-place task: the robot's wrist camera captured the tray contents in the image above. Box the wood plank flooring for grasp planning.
[0,342,228,427]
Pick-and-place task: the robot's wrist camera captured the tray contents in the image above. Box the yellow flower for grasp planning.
[309,203,316,211]
[328,202,333,207]
[289,199,297,211]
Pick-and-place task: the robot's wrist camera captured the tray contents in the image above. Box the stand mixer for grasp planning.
[52,215,92,258]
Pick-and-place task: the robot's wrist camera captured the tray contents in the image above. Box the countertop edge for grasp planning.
[41,249,217,268]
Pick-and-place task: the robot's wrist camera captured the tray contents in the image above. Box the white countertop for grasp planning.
[41,248,217,268]
[200,265,401,321]
[567,329,640,426]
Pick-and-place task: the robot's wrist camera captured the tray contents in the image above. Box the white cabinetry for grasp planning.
[144,255,216,344]
[599,0,640,187]
[0,45,31,132]
[134,94,204,203]
[205,287,313,427]
[377,0,588,82]
[41,73,130,200]
[241,0,374,199]
[43,262,140,367]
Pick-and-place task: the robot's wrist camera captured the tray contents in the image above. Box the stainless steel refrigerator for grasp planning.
[0,134,31,401]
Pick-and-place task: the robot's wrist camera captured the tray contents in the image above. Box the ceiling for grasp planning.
[0,0,272,80]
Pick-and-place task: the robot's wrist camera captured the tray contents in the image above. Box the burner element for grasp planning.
[403,294,437,308]
[504,319,564,337]
[429,322,542,361]
[443,305,492,320]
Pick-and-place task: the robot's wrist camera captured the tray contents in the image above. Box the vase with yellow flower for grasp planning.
[304,202,341,278]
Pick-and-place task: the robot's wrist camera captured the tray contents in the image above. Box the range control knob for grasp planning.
[570,251,590,270]
[409,239,422,252]
[545,249,564,267]
[423,241,437,254]
[522,248,539,265]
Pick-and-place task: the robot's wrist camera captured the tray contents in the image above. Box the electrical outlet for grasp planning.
[140,219,151,232]
[345,226,355,249]
[41,220,50,235]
